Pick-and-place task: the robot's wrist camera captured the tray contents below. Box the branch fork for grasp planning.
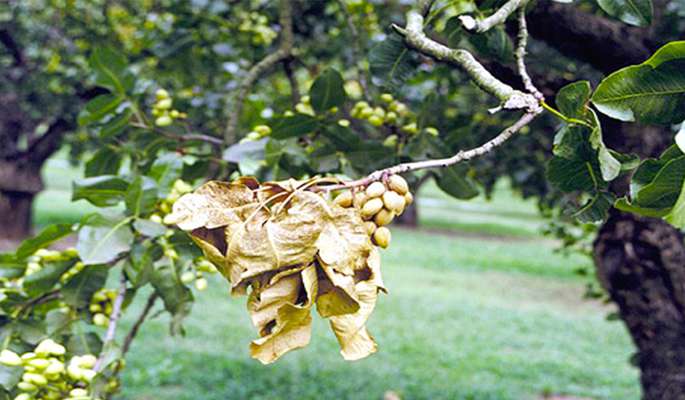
[323,0,544,191]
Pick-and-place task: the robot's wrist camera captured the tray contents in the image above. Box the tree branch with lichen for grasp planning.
[393,10,538,111]
[514,5,543,100]
[459,0,525,33]
[320,0,544,191]
[321,111,540,191]
[224,0,294,144]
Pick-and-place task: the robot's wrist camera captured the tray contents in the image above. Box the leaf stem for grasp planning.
[540,101,593,128]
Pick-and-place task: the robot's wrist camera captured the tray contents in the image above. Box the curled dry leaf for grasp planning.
[167,177,387,364]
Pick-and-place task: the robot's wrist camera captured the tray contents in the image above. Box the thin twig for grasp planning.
[459,0,525,33]
[224,0,294,144]
[514,5,543,100]
[283,59,301,105]
[130,123,224,146]
[121,293,158,356]
[15,290,60,318]
[321,111,541,191]
[397,9,538,110]
[94,275,127,372]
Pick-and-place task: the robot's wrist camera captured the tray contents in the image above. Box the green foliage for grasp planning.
[592,41,685,124]
[369,31,418,90]
[309,68,347,114]
[596,0,653,26]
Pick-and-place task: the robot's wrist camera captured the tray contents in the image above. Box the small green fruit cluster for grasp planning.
[242,124,272,142]
[349,94,410,128]
[238,11,277,46]
[151,179,193,224]
[294,95,319,116]
[333,175,413,249]
[89,289,116,328]
[152,89,186,127]
[0,339,99,400]
[349,94,440,143]
[180,257,218,291]
[19,249,80,287]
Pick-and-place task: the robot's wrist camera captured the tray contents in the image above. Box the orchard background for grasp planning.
[1,0,684,399]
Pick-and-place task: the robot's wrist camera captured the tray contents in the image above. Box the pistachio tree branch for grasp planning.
[459,0,525,33]
[397,10,538,111]
[121,293,158,356]
[322,110,541,191]
[94,275,127,372]
[224,0,294,144]
[514,6,543,100]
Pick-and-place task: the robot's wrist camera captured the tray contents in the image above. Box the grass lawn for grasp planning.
[33,156,640,399]
[115,230,639,400]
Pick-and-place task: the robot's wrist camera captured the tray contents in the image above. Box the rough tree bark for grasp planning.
[523,3,683,397]
[595,211,685,399]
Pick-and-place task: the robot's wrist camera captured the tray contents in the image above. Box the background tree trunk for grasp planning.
[0,160,44,241]
[0,190,35,239]
[594,210,685,399]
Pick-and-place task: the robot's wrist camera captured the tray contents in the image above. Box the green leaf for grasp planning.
[547,156,599,192]
[78,94,123,126]
[665,175,685,228]
[264,138,308,167]
[16,224,74,260]
[321,125,361,151]
[61,266,109,308]
[591,41,685,124]
[84,147,123,177]
[442,17,463,48]
[269,114,319,140]
[556,81,592,120]
[632,156,685,208]
[468,26,513,62]
[0,254,25,279]
[574,191,615,223]
[552,125,590,159]
[589,110,621,181]
[24,260,76,296]
[46,309,72,335]
[369,31,418,89]
[132,218,166,237]
[76,213,133,265]
[99,109,132,139]
[89,47,134,94]
[126,241,162,288]
[615,197,670,217]
[596,0,653,26]
[66,332,103,355]
[435,165,479,200]
[125,176,158,217]
[223,138,267,176]
[0,365,22,390]
[309,68,347,114]
[148,153,183,196]
[151,263,193,335]
[72,175,129,207]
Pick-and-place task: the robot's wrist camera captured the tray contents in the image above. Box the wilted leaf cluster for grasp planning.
[167,177,390,363]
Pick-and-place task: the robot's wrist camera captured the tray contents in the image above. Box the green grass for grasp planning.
[34,157,97,226]
[417,181,545,238]
[33,156,640,399]
[117,229,639,400]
